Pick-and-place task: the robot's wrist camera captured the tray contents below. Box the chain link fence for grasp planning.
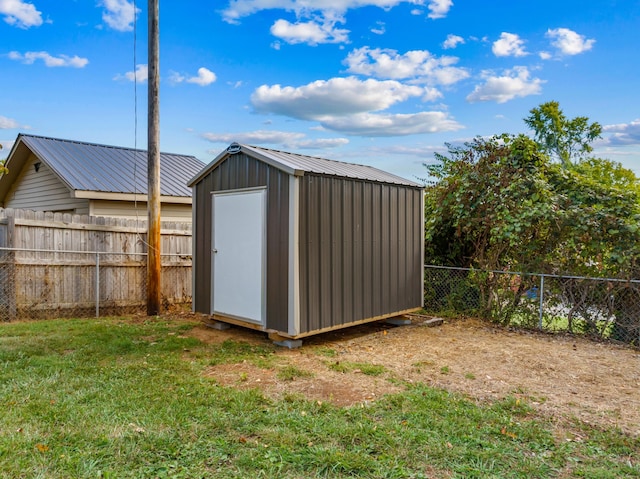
[0,247,191,321]
[424,265,640,347]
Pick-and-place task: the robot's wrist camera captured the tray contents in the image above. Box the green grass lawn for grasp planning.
[0,317,638,478]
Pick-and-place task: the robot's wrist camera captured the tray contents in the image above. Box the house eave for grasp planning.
[72,190,192,204]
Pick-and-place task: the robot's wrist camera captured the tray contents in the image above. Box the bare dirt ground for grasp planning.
[187,315,640,437]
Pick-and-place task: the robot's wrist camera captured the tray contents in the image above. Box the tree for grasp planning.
[425,136,640,275]
[0,144,7,175]
[424,134,559,273]
[524,101,602,167]
[424,132,640,319]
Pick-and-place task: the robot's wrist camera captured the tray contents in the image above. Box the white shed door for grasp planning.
[212,188,266,325]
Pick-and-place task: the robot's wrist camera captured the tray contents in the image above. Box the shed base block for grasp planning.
[205,320,231,331]
[269,332,303,349]
[385,316,412,326]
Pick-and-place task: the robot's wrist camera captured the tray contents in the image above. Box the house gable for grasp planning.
[1,134,204,219]
[2,152,89,213]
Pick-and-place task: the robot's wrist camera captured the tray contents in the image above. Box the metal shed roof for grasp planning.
[189,143,422,188]
[15,134,204,197]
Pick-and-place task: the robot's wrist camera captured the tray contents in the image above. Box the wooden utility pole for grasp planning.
[147,0,161,315]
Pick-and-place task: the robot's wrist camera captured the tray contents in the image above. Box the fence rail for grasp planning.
[423,265,640,347]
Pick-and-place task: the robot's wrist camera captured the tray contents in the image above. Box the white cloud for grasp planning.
[0,115,20,129]
[371,21,385,35]
[202,130,348,149]
[101,0,139,32]
[603,119,640,146]
[270,18,349,45]
[203,130,306,145]
[114,63,147,83]
[546,28,595,55]
[171,67,217,86]
[251,76,426,120]
[221,1,418,24]
[539,51,552,60]
[466,66,544,103]
[8,50,88,67]
[442,34,464,49]
[250,76,463,136]
[344,47,469,86]
[319,111,463,136]
[0,0,42,28]
[422,87,443,102]
[0,140,16,152]
[427,0,453,19]
[188,68,216,86]
[295,137,350,149]
[492,32,527,57]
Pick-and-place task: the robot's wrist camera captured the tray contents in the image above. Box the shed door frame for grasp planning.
[211,187,267,325]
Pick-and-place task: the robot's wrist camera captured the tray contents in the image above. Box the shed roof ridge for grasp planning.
[244,143,380,169]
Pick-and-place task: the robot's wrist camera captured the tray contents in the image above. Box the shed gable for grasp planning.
[192,152,291,331]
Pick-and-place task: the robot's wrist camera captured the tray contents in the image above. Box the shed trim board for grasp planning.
[287,175,301,336]
[211,187,267,325]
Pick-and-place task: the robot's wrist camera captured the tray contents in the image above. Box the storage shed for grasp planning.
[188,143,424,344]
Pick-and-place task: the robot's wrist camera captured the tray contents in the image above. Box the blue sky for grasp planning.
[1,0,639,181]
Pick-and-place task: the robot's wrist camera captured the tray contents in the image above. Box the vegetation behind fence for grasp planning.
[424,265,640,347]
[0,208,192,320]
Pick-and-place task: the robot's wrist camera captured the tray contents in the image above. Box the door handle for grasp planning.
[212,248,218,253]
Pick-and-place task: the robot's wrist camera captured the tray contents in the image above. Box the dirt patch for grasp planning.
[187,316,640,436]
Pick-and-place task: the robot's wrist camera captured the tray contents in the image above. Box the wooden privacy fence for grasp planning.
[0,208,192,321]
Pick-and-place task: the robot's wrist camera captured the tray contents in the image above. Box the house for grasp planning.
[0,134,204,221]
[189,142,424,345]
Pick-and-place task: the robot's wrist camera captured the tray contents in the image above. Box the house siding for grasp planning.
[90,200,192,221]
[4,154,89,214]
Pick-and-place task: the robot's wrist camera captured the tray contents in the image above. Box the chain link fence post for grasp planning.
[538,274,545,330]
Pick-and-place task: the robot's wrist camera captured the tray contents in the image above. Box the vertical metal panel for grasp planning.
[306,176,321,332]
[341,180,354,324]
[330,178,343,327]
[389,186,399,311]
[191,153,289,331]
[370,183,380,315]
[351,180,364,322]
[380,184,390,313]
[298,174,423,334]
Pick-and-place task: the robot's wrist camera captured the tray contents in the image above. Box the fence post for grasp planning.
[538,274,545,330]
[95,252,100,318]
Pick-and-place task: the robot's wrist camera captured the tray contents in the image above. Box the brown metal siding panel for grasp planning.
[351,181,365,323]
[193,173,214,314]
[341,181,354,324]
[397,187,408,308]
[389,186,400,311]
[380,184,390,314]
[298,174,422,335]
[266,166,290,332]
[330,179,343,327]
[371,183,382,315]
[192,153,289,330]
[306,176,321,332]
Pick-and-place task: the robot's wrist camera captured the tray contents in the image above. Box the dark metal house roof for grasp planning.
[189,143,422,188]
[13,134,204,197]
